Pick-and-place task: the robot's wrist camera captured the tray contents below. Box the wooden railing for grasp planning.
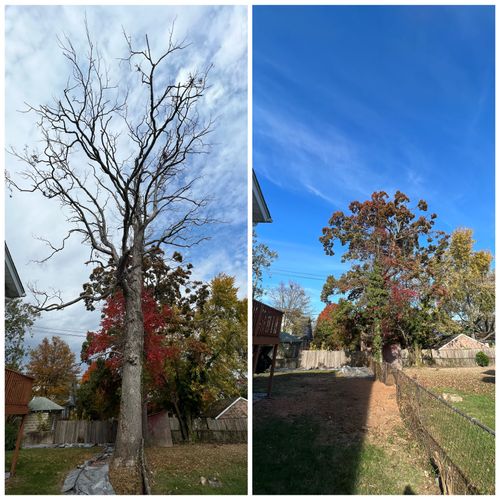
[5,368,34,416]
[253,300,283,345]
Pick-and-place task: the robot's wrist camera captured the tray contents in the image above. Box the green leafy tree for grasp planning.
[5,298,39,370]
[252,230,277,299]
[76,358,121,420]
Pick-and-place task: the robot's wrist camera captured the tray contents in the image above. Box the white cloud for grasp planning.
[5,5,247,359]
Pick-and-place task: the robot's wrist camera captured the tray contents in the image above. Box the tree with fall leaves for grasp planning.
[8,27,214,481]
[437,228,495,341]
[312,301,361,351]
[154,274,247,440]
[320,191,449,354]
[79,254,246,441]
[27,336,79,405]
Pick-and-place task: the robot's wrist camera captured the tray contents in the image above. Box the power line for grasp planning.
[272,268,329,279]
[270,270,327,282]
[30,329,87,339]
[31,325,92,334]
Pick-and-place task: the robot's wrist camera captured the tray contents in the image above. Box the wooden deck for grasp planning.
[252,300,283,395]
[5,368,34,416]
[5,368,34,476]
[252,300,282,345]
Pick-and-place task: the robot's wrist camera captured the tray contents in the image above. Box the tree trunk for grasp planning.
[113,235,144,471]
[175,405,193,442]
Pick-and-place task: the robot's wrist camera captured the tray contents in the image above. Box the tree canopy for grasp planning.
[438,228,495,341]
[269,280,311,335]
[27,336,79,404]
[252,230,278,299]
[78,254,246,440]
[318,191,494,353]
[5,298,39,371]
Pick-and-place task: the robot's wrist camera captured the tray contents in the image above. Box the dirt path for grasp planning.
[256,374,401,440]
[253,371,440,494]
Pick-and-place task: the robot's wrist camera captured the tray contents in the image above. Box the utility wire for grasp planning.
[272,268,329,279]
[30,325,92,334]
[270,270,327,282]
[30,329,88,339]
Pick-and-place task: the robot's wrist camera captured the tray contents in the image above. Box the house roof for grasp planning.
[5,243,25,298]
[252,170,272,223]
[434,333,486,350]
[28,396,64,412]
[280,332,303,343]
[202,396,247,419]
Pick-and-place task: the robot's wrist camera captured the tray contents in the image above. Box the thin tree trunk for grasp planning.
[113,233,144,470]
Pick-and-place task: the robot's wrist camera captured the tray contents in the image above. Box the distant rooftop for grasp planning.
[28,396,64,412]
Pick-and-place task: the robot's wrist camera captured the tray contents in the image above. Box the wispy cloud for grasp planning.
[5,5,247,357]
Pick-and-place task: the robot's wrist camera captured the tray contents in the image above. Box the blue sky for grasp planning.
[253,6,495,321]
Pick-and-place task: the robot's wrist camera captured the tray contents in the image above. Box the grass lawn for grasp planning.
[253,372,438,495]
[5,447,99,495]
[146,443,247,495]
[404,366,495,429]
[254,416,434,495]
[436,387,494,430]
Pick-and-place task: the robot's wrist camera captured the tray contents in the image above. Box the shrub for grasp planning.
[5,419,20,451]
[475,351,489,367]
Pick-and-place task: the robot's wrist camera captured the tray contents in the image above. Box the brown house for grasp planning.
[436,333,488,351]
[203,397,248,420]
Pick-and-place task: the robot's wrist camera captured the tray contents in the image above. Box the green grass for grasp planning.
[398,376,495,494]
[5,447,99,495]
[253,417,435,495]
[147,443,247,495]
[435,386,495,430]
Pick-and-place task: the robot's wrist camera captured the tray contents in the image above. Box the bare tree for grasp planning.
[7,26,213,485]
[269,280,311,335]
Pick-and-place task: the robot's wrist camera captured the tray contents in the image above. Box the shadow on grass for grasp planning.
[482,369,495,384]
[253,417,365,494]
[253,372,372,494]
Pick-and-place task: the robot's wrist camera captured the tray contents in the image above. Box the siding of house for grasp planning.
[219,399,247,419]
[439,334,487,350]
[24,412,58,434]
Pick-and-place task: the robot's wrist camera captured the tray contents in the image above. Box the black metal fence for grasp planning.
[374,361,495,495]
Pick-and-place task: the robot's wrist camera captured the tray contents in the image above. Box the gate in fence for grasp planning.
[374,361,495,495]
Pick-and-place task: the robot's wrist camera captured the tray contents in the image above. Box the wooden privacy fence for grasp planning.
[401,348,495,367]
[54,420,117,444]
[168,416,247,444]
[299,348,494,370]
[48,416,246,446]
[299,350,369,370]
